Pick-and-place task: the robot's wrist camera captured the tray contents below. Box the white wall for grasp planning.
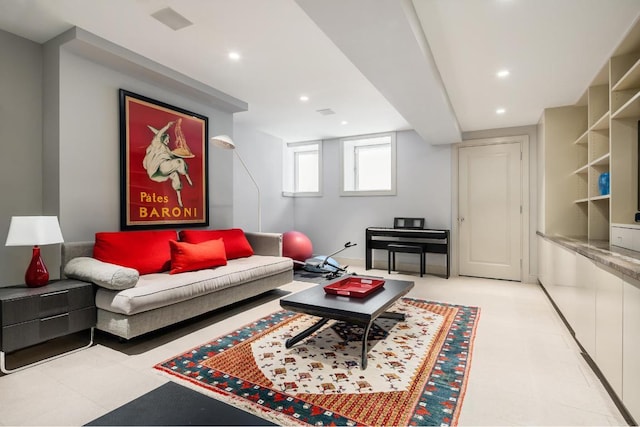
[0,30,44,286]
[232,125,294,233]
[292,130,452,266]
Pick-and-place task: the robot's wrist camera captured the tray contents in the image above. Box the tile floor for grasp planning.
[0,270,629,426]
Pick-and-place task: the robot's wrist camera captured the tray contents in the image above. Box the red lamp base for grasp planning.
[25,246,49,287]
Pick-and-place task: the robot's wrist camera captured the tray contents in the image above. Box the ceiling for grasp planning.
[1,0,640,144]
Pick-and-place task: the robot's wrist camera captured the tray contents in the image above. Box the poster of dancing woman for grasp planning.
[119,89,208,229]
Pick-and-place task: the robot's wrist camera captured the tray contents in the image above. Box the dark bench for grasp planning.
[387,243,426,277]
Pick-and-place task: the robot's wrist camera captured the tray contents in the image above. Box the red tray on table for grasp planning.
[323,276,385,297]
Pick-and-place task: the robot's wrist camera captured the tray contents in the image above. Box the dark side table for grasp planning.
[0,279,96,374]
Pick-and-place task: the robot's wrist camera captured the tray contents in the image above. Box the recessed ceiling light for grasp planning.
[497,69,510,78]
[496,108,506,114]
[341,120,348,125]
[228,52,241,61]
[300,95,309,102]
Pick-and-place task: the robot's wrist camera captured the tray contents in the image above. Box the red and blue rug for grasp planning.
[155,297,480,426]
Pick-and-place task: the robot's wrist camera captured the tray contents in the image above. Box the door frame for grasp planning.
[452,135,532,283]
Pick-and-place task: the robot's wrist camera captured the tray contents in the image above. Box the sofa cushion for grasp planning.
[64,257,139,290]
[169,239,227,274]
[179,229,254,259]
[95,255,293,316]
[93,230,176,274]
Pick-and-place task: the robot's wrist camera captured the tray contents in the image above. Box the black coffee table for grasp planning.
[279,277,414,369]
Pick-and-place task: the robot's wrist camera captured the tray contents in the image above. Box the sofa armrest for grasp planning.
[245,232,283,257]
[61,241,95,277]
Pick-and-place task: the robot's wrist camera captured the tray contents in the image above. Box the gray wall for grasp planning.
[55,50,235,241]
[0,28,240,286]
[233,125,294,233]
[0,26,536,284]
[291,130,452,269]
[0,30,44,285]
[227,128,452,270]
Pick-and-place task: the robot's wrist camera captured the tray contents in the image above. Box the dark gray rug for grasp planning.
[86,381,275,426]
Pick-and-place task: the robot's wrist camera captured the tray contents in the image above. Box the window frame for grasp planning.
[282,140,322,197]
[340,132,397,196]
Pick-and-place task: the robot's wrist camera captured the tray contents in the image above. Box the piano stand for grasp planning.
[366,227,450,279]
[388,243,425,277]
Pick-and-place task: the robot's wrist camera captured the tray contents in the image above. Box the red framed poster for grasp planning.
[119,89,209,230]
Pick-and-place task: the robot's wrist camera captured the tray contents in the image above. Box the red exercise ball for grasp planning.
[282,231,313,265]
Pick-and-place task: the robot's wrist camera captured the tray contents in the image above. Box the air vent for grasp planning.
[151,7,193,31]
[316,108,335,116]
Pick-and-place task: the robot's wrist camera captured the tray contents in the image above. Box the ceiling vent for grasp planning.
[151,7,193,31]
[316,108,335,116]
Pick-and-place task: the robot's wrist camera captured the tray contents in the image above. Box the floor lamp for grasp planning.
[210,135,262,232]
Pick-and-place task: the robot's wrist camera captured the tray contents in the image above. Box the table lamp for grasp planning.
[5,216,64,287]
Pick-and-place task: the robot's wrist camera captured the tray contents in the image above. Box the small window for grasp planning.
[340,132,396,196]
[283,141,322,197]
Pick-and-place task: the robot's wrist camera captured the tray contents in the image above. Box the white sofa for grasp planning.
[61,232,293,340]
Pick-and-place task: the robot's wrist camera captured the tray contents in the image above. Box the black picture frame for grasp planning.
[119,89,209,230]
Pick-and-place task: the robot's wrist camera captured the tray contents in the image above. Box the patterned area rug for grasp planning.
[155,297,479,426]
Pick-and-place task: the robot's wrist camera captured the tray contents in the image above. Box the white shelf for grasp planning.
[591,153,611,167]
[573,129,589,145]
[590,111,610,131]
[612,57,640,92]
[591,194,611,202]
[612,90,640,119]
[574,164,589,174]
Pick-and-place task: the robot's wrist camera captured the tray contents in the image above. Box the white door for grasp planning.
[459,142,522,281]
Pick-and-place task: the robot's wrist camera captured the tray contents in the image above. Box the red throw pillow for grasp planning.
[93,230,176,275]
[179,228,254,259]
[169,239,227,274]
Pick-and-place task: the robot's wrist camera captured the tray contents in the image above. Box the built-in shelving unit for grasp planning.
[611,46,640,229]
[540,21,640,242]
[537,16,640,424]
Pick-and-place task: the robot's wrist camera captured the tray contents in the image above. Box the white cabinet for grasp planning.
[623,279,640,421]
[594,264,623,397]
[537,236,553,289]
[611,224,640,252]
[550,243,577,326]
[574,254,596,356]
[540,239,623,398]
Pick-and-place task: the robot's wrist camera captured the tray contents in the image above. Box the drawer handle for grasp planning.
[41,290,69,298]
[40,313,69,322]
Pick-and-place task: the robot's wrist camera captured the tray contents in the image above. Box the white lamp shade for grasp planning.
[210,135,236,150]
[5,216,64,246]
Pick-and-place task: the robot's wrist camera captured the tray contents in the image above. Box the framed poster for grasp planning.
[119,89,209,230]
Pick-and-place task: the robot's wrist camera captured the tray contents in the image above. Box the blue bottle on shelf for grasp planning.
[598,172,610,196]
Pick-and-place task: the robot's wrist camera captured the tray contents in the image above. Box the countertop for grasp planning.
[537,231,640,282]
